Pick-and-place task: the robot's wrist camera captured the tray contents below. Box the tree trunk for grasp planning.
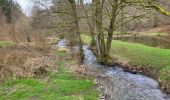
[90,0,96,47]
[80,0,96,48]
[105,0,118,56]
[68,0,84,64]
[95,0,106,60]
[105,34,112,56]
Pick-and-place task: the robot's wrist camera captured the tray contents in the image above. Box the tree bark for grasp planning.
[95,0,105,59]
[80,0,95,47]
[68,0,84,64]
[105,0,118,56]
[90,0,96,47]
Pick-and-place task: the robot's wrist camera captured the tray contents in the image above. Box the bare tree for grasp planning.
[67,0,84,64]
[32,0,170,63]
[80,0,96,48]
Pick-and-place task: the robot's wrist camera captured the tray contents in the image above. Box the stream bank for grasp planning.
[57,39,170,100]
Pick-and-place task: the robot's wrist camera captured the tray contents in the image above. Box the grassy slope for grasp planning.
[0,47,99,100]
[0,41,14,48]
[81,35,170,88]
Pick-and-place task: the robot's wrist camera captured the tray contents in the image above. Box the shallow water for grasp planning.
[57,39,67,48]
[57,39,170,100]
[113,35,170,49]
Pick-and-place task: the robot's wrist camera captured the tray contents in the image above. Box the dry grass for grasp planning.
[0,44,100,100]
[67,64,101,78]
[55,47,101,78]
[0,43,57,82]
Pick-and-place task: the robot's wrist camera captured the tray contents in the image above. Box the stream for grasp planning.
[57,39,170,100]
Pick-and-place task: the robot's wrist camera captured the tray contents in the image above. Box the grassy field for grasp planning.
[82,35,170,92]
[0,42,99,100]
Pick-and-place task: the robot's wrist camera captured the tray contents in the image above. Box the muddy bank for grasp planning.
[83,45,170,100]
[112,60,170,94]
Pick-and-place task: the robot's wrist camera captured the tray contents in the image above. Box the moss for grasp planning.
[97,55,112,64]
[159,66,170,81]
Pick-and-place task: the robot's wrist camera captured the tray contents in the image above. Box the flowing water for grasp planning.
[113,35,170,49]
[57,39,170,100]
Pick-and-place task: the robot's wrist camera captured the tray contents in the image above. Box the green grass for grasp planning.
[111,31,168,36]
[81,35,92,45]
[110,40,170,69]
[0,41,14,48]
[81,34,170,85]
[0,48,99,100]
[140,32,168,35]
